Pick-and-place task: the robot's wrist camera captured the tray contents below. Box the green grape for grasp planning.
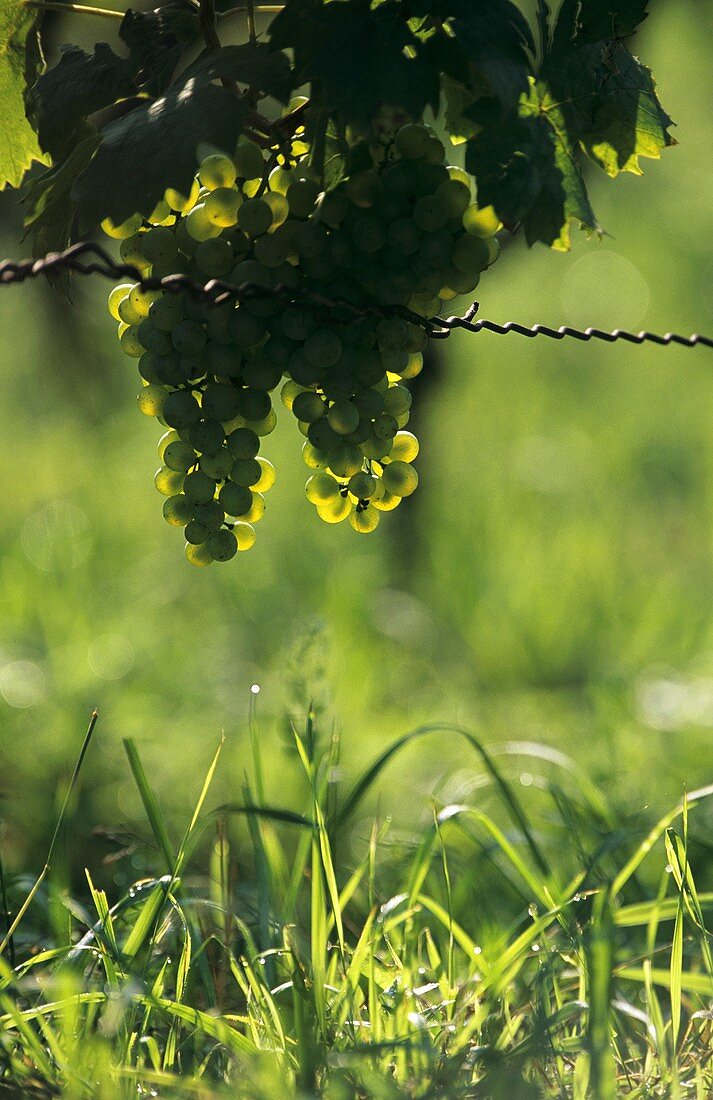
[327,401,360,435]
[306,471,342,505]
[292,391,325,423]
[226,426,260,459]
[186,203,223,241]
[399,353,423,380]
[119,326,144,358]
[234,139,265,180]
[281,308,312,341]
[308,418,341,452]
[242,358,282,391]
[304,329,342,368]
[219,480,252,516]
[185,541,213,566]
[292,221,328,259]
[129,284,160,319]
[351,215,386,254]
[149,199,172,224]
[140,227,179,266]
[318,190,349,228]
[354,388,384,418]
[137,384,167,417]
[163,440,197,472]
[206,528,237,561]
[452,234,490,274]
[183,470,216,502]
[372,413,398,440]
[136,320,171,356]
[316,495,352,524]
[381,459,418,497]
[234,521,257,550]
[204,187,242,227]
[286,178,320,218]
[238,389,271,421]
[353,352,385,387]
[248,407,277,436]
[190,418,225,454]
[238,198,273,237]
[154,465,185,496]
[119,232,150,269]
[328,443,363,478]
[383,384,412,418]
[386,218,421,256]
[303,440,329,469]
[228,307,266,348]
[231,457,261,487]
[263,191,289,229]
[178,354,206,382]
[231,259,271,291]
[157,429,180,459]
[281,380,304,410]
[163,494,194,526]
[391,430,419,462]
[165,179,201,213]
[268,165,292,194]
[185,519,210,544]
[441,267,480,296]
[254,457,275,492]
[118,295,144,326]
[208,343,243,378]
[253,231,290,268]
[436,178,471,219]
[101,213,142,239]
[372,488,401,511]
[361,433,393,460]
[200,447,234,481]
[462,204,501,237]
[288,350,320,387]
[162,390,201,429]
[487,236,500,265]
[108,283,134,320]
[199,153,237,190]
[418,229,454,267]
[348,471,377,499]
[243,491,266,523]
[149,294,183,332]
[349,505,380,533]
[195,238,234,276]
[394,123,431,160]
[193,499,225,529]
[345,170,382,208]
[202,382,240,422]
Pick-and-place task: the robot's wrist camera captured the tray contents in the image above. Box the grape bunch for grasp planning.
[104,121,500,564]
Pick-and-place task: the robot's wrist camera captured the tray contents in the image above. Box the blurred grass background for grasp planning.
[0,1,712,882]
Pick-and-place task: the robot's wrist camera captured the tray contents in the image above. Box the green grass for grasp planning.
[1,711,713,1097]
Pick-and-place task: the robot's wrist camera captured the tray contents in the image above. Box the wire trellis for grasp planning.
[1,241,711,349]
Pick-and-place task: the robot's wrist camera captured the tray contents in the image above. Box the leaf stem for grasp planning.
[22,0,124,18]
[246,0,256,41]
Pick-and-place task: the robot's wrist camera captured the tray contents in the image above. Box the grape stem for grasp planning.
[22,0,124,19]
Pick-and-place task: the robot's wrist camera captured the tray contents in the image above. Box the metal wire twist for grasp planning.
[1,241,711,350]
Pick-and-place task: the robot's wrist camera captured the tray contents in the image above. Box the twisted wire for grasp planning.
[1,241,711,350]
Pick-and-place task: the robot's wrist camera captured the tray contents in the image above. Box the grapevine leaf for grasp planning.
[271,0,438,125]
[408,0,533,110]
[22,125,99,291]
[72,83,250,227]
[0,0,45,188]
[545,32,674,176]
[466,81,600,250]
[179,43,292,104]
[119,2,201,97]
[28,44,135,161]
[555,0,651,45]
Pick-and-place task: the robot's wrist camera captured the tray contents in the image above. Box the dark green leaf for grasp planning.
[28,44,135,161]
[546,39,674,177]
[272,0,438,125]
[180,43,292,104]
[0,0,45,188]
[556,0,651,46]
[23,124,99,262]
[466,82,600,249]
[119,2,201,97]
[73,82,250,227]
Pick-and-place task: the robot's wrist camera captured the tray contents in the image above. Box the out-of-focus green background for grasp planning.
[1,3,712,878]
